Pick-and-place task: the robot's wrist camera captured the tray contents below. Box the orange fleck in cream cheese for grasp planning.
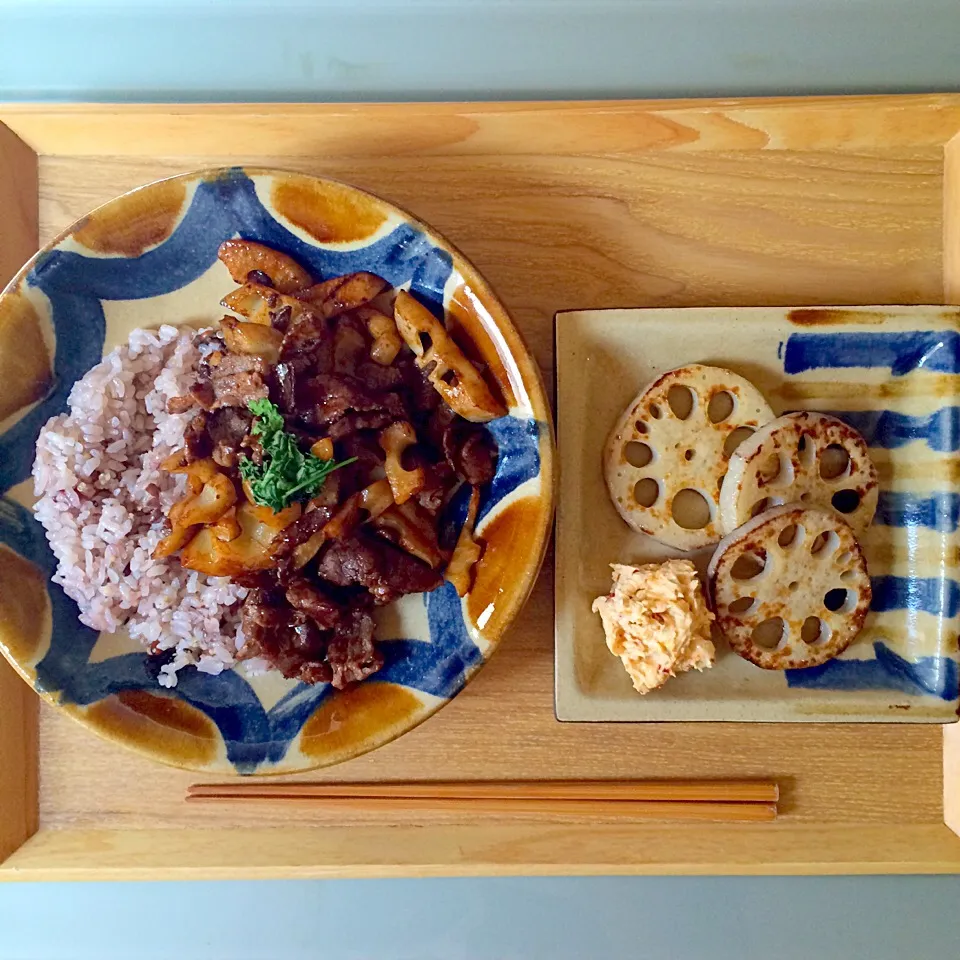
[592,559,715,694]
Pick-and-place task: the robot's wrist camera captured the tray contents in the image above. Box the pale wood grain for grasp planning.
[945,725,960,838]
[0,667,38,865]
[944,133,960,835]
[4,95,960,157]
[5,823,960,881]
[187,780,780,803]
[944,131,960,305]
[0,121,38,289]
[0,121,39,865]
[2,97,960,876]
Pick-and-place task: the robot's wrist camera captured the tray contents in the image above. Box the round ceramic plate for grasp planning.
[0,167,554,775]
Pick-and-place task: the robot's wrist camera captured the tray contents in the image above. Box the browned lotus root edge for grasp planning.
[719,411,878,537]
[707,503,871,670]
[603,364,774,551]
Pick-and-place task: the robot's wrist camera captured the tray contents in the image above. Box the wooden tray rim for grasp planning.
[2,94,960,879]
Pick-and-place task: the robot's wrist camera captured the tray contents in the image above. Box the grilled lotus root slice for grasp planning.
[707,503,871,670]
[719,411,878,537]
[394,290,507,423]
[603,364,774,550]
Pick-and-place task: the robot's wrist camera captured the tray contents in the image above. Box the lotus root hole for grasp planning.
[819,443,851,481]
[777,523,803,549]
[731,552,766,581]
[707,391,735,424]
[649,403,663,420]
[723,426,754,459]
[835,550,853,566]
[624,441,653,468]
[684,449,695,461]
[728,596,755,614]
[667,385,695,420]
[810,530,840,556]
[832,489,861,514]
[840,569,858,583]
[751,617,785,650]
[635,420,648,434]
[797,433,816,468]
[824,588,851,612]
[750,497,775,518]
[757,453,780,484]
[400,447,420,471]
[801,616,830,645]
[634,478,660,507]
[671,488,711,529]
[788,580,799,591]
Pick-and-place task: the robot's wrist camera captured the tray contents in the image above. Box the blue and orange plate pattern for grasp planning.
[0,168,554,773]
[556,305,960,722]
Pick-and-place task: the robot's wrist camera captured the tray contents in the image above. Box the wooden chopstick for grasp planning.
[188,779,778,804]
[186,780,778,823]
[184,793,776,822]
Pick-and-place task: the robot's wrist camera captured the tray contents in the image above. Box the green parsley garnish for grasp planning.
[238,398,354,512]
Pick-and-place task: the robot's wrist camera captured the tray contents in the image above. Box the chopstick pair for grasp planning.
[186,780,779,822]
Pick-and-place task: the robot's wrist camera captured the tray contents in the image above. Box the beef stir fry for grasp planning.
[157,240,504,687]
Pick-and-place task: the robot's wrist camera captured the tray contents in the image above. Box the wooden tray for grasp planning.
[3,95,960,880]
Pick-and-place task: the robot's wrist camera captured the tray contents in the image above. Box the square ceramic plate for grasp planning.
[555,305,960,723]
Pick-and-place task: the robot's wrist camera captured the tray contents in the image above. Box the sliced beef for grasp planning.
[327,607,382,687]
[240,432,264,466]
[397,355,441,413]
[441,417,498,486]
[207,406,252,468]
[424,404,456,451]
[316,532,443,605]
[183,412,212,462]
[189,378,216,411]
[326,410,393,441]
[315,533,380,586]
[239,583,375,688]
[297,657,335,686]
[215,354,268,378]
[280,311,330,362]
[239,590,333,684]
[275,361,297,412]
[211,370,269,409]
[300,373,406,427]
[270,304,293,332]
[240,587,291,636]
[337,431,385,469]
[288,612,324,655]
[271,506,334,558]
[453,426,498,486]
[285,577,342,630]
[353,360,405,391]
[416,461,456,514]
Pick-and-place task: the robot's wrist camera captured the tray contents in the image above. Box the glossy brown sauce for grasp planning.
[73,178,186,256]
[787,307,888,326]
[447,284,517,409]
[271,177,386,244]
[0,546,49,664]
[0,290,52,422]
[84,689,218,766]
[300,681,421,758]
[466,495,541,638]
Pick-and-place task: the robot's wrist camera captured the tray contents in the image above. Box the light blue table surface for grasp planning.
[3,1,960,957]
